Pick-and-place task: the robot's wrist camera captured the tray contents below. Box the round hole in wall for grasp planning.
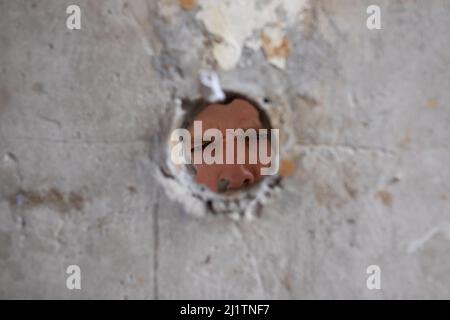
[157,90,282,218]
[180,91,274,195]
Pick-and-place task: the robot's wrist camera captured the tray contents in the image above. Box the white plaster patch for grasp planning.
[157,0,182,22]
[196,0,309,70]
[199,70,226,102]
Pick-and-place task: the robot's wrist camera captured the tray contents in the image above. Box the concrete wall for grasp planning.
[1,0,449,299]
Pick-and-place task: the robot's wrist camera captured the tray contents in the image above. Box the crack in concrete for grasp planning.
[406,223,450,254]
[152,191,160,300]
[232,222,266,298]
[127,0,161,57]
[36,113,62,128]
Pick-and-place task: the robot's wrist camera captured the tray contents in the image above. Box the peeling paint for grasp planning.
[195,0,309,70]
[261,25,291,70]
[180,0,198,11]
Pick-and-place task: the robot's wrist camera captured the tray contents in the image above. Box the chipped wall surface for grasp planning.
[1,0,450,299]
[195,0,308,70]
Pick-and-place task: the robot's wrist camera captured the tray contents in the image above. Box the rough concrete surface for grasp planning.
[1,0,450,299]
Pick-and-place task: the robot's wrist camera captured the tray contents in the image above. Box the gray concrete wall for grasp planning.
[1,0,449,299]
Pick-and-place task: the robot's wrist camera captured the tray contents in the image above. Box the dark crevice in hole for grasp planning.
[206,200,215,214]
[268,176,283,189]
[254,202,263,217]
[159,165,175,179]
